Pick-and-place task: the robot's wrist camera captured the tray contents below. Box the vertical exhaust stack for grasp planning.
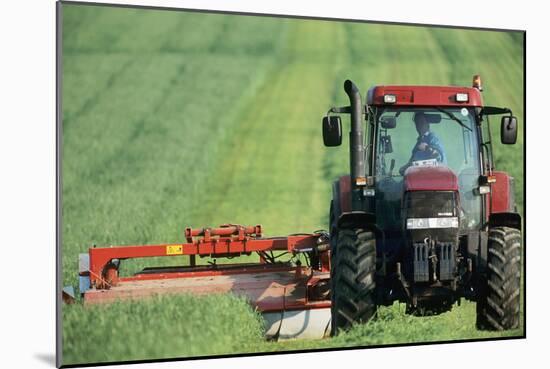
[344,79,366,186]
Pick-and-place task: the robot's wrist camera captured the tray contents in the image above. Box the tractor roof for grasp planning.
[367,85,483,107]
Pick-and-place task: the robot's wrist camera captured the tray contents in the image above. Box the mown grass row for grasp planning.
[62,294,265,364]
[61,4,524,365]
[63,295,522,364]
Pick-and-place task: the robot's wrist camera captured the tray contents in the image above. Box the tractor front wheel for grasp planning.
[476,226,521,330]
[331,228,377,335]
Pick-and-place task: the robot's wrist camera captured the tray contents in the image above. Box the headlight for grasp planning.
[455,93,469,102]
[406,217,459,229]
[384,94,397,103]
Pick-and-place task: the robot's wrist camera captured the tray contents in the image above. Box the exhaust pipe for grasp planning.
[343,80,366,186]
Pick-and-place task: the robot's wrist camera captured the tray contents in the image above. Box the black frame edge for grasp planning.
[56,1,64,367]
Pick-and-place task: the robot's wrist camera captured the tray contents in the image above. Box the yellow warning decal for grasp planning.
[166,245,183,255]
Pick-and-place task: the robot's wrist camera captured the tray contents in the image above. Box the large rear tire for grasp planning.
[476,226,521,330]
[329,202,338,318]
[331,227,377,335]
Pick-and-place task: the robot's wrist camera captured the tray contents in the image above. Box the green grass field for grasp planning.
[61,4,524,365]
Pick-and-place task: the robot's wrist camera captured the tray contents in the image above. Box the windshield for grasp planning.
[372,107,481,232]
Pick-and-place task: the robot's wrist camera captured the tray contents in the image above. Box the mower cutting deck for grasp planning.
[76,225,332,340]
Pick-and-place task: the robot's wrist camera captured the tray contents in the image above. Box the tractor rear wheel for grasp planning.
[330,227,377,335]
[476,226,521,330]
[329,202,337,316]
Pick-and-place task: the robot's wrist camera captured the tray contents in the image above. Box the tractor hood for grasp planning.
[404,166,458,192]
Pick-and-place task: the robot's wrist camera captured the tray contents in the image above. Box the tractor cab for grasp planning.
[372,105,481,230]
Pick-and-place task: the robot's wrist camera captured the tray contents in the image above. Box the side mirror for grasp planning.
[322,116,342,146]
[381,117,396,129]
[501,116,517,144]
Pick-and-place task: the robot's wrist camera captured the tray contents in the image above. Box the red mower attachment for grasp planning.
[76,224,333,340]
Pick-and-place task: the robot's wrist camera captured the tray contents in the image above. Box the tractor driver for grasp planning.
[399,112,446,175]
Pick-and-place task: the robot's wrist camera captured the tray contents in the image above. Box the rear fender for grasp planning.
[331,175,352,219]
[491,171,516,213]
[489,212,522,231]
[337,211,376,230]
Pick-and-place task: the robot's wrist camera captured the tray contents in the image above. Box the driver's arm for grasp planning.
[399,137,422,175]
[426,135,445,162]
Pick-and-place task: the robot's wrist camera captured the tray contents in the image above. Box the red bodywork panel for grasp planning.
[490,171,513,214]
[338,175,352,213]
[367,85,483,107]
[404,166,459,192]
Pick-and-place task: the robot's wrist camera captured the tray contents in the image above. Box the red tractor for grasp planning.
[323,77,522,334]
[71,76,522,340]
